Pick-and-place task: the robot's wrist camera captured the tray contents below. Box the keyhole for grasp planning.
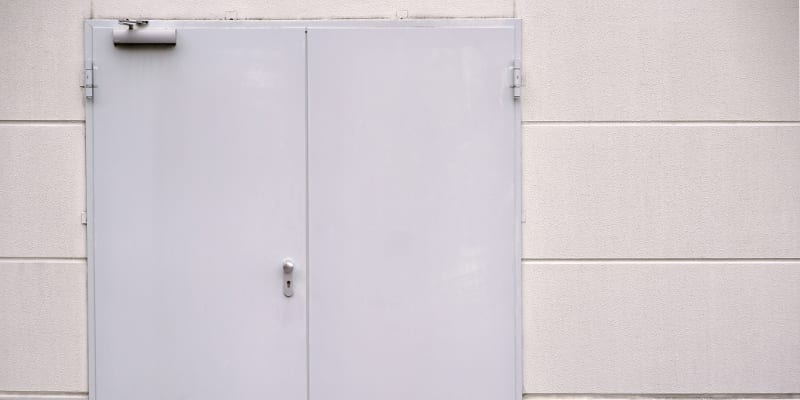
[286,281,291,288]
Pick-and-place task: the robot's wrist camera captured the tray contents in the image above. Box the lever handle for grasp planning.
[282,259,295,297]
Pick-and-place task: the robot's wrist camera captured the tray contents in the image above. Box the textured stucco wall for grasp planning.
[0,0,798,397]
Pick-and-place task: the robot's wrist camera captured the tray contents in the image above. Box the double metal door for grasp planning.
[87,20,519,400]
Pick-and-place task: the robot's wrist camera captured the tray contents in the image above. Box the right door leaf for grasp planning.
[307,25,519,400]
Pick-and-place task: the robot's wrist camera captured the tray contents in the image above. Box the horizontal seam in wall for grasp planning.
[523,394,800,399]
[0,257,87,263]
[0,120,85,126]
[0,392,87,395]
[0,392,88,400]
[521,121,800,126]
[522,258,800,263]
[0,396,87,400]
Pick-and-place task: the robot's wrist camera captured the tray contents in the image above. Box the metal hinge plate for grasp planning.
[511,59,521,99]
[82,65,95,99]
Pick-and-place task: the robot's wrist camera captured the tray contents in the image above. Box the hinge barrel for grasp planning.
[83,67,94,99]
[511,59,521,100]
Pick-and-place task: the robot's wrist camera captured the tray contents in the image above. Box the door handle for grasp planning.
[282,258,295,297]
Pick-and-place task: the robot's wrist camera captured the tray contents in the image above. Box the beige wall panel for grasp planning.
[0,0,89,120]
[0,261,87,392]
[517,0,799,121]
[1,1,798,397]
[0,124,86,258]
[523,124,800,259]
[523,261,800,393]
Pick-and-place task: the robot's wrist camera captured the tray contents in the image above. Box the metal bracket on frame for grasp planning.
[118,19,149,29]
[82,64,95,99]
[511,59,521,100]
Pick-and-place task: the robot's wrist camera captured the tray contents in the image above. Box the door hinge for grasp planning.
[511,59,521,100]
[82,65,95,99]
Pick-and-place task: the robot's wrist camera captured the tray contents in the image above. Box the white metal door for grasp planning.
[88,25,307,400]
[89,20,519,400]
[307,25,520,400]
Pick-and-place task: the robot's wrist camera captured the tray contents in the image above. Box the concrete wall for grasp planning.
[1,0,798,398]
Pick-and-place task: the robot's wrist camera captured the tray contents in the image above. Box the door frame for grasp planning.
[84,18,522,400]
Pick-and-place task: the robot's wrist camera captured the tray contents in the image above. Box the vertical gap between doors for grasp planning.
[304,27,311,400]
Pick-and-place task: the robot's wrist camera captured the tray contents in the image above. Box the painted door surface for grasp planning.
[90,20,518,400]
[90,26,308,400]
[307,26,519,400]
